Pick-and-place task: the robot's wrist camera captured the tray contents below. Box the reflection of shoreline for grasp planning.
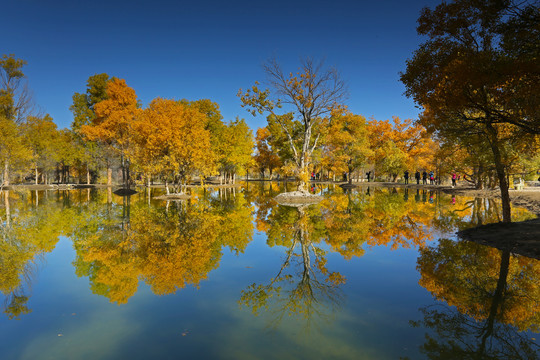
[459,218,540,260]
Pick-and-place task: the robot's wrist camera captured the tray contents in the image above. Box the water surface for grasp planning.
[1,184,538,359]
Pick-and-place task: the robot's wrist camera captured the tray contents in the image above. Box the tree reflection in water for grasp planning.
[240,202,345,330]
[71,187,254,304]
[0,190,75,319]
[414,239,540,359]
[1,182,537,343]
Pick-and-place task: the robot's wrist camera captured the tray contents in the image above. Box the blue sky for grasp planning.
[3,0,439,130]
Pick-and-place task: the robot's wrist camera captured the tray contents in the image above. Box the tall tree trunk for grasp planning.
[486,123,511,223]
[107,166,112,186]
[125,158,131,190]
[35,167,39,185]
[475,166,485,190]
[86,164,91,185]
[4,190,10,227]
[3,160,9,186]
[121,154,126,189]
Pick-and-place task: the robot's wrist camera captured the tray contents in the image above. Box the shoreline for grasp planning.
[2,181,539,216]
[3,181,539,260]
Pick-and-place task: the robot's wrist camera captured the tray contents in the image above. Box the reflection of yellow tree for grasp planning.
[209,189,254,254]
[415,239,540,359]
[240,203,344,329]
[0,190,75,319]
[130,201,223,296]
[321,188,436,252]
[72,189,254,304]
[321,191,369,259]
[245,181,280,234]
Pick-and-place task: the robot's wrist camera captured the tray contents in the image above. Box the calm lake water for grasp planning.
[1,183,539,360]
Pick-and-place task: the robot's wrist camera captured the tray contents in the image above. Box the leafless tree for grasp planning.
[240,57,347,191]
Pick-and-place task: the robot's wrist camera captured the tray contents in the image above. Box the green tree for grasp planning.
[0,54,34,185]
[22,115,58,184]
[0,115,31,186]
[218,118,254,183]
[70,73,114,185]
[0,54,32,123]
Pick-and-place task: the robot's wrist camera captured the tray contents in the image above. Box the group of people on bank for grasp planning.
[403,170,459,187]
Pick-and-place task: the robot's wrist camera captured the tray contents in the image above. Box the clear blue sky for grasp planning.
[3,0,440,131]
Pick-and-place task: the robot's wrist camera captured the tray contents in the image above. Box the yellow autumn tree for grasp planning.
[368,117,435,181]
[323,109,372,184]
[81,78,139,189]
[134,98,211,194]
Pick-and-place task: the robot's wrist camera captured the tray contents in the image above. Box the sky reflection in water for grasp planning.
[0,184,538,359]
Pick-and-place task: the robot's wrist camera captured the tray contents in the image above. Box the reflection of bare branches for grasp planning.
[240,204,344,332]
[452,200,476,213]
[411,303,540,360]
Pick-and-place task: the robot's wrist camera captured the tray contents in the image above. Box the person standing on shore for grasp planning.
[422,171,427,184]
[415,170,421,184]
[429,171,435,185]
[404,170,409,184]
[451,172,457,187]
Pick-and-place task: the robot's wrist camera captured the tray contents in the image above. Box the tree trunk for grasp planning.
[107,166,112,186]
[4,190,10,227]
[478,249,510,356]
[486,123,511,223]
[3,160,10,186]
[475,166,484,189]
[35,167,39,185]
[86,164,91,185]
[121,154,126,189]
[126,159,131,190]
